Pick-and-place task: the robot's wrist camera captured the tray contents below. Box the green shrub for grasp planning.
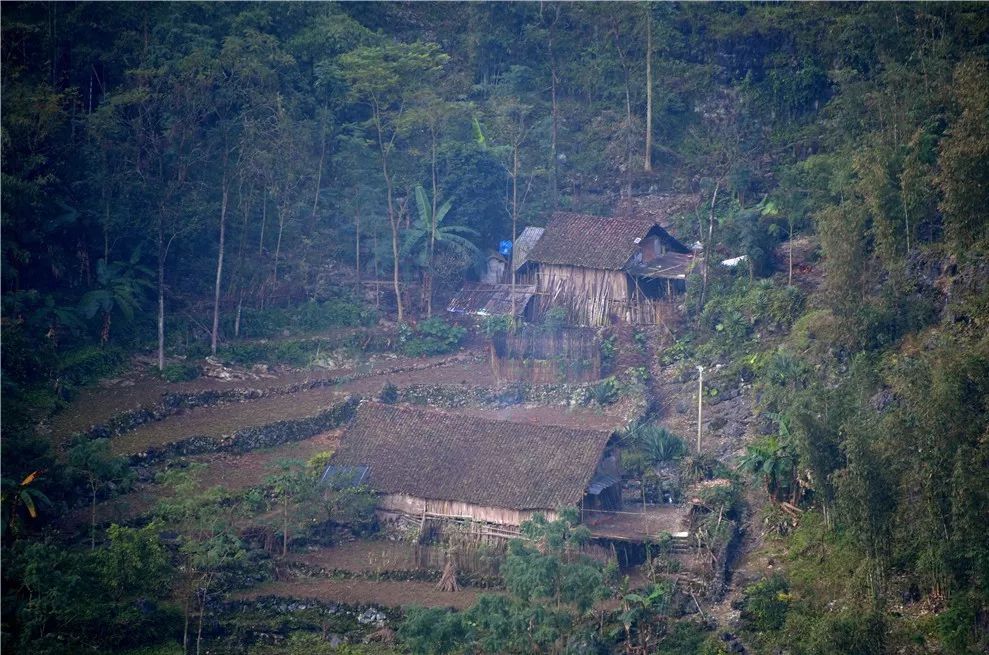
[379,381,399,404]
[399,318,466,357]
[58,346,127,387]
[591,376,621,405]
[158,362,200,383]
[638,426,686,464]
[741,574,791,633]
[542,306,568,330]
[600,335,618,370]
[218,338,331,367]
[482,314,515,336]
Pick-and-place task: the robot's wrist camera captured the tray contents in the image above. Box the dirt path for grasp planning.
[234,578,482,610]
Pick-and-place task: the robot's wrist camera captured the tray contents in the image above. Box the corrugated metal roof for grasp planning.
[513,226,545,271]
[447,283,536,317]
[320,464,370,488]
[626,252,698,280]
[587,473,622,495]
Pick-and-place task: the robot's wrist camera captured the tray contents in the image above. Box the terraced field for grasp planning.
[234,578,481,610]
[108,386,347,455]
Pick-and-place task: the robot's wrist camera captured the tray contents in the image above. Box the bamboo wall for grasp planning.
[491,326,602,383]
[379,493,560,528]
[526,264,683,326]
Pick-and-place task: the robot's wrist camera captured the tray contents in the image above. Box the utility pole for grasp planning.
[696,365,704,453]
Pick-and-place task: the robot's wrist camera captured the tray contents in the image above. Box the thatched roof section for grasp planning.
[447,283,536,317]
[330,402,614,511]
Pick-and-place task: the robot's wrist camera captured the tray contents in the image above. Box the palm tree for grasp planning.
[402,185,479,317]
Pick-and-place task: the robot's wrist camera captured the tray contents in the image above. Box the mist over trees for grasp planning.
[2,2,988,654]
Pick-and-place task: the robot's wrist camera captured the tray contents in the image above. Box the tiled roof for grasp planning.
[330,402,613,511]
[525,213,657,270]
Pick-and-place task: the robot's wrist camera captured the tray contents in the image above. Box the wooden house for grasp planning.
[327,402,622,533]
[518,212,695,326]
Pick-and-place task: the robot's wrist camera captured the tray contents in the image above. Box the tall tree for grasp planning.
[336,40,449,322]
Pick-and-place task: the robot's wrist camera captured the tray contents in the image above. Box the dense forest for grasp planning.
[2,2,988,654]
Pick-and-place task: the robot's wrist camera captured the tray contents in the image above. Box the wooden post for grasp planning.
[696,366,704,453]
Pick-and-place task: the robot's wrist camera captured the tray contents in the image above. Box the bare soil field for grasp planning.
[290,540,425,574]
[108,387,347,455]
[234,578,482,610]
[49,348,482,441]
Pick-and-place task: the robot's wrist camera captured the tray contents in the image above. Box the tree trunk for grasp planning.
[182,585,190,655]
[788,217,794,286]
[210,175,228,355]
[195,575,210,655]
[427,125,439,318]
[282,495,289,557]
[510,145,519,319]
[273,204,286,286]
[644,11,653,173]
[157,220,166,371]
[258,190,266,256]
[90,478,97,550]
[548,6,560,209]
[700,182,719,309]
[310,111,327,234]
[613,21,634,210]
[354,193,362,290]
[234,292,243,338]
[373,101,403,322]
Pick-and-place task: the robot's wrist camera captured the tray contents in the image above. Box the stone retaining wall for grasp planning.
[128,396,359,466]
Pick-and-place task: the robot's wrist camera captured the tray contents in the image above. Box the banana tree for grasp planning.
[739,434,798,503]
[78,250,153,344]
[402,185,479,316]
[1,470,52,538]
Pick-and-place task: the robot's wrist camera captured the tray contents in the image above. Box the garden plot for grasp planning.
[108,387,347,455]
[64,430,342,531]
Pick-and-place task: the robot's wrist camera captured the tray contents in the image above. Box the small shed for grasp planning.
[327,402,622,530]
[518,212,696,326]
[481,251,508,284]
[447,283,536,318]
